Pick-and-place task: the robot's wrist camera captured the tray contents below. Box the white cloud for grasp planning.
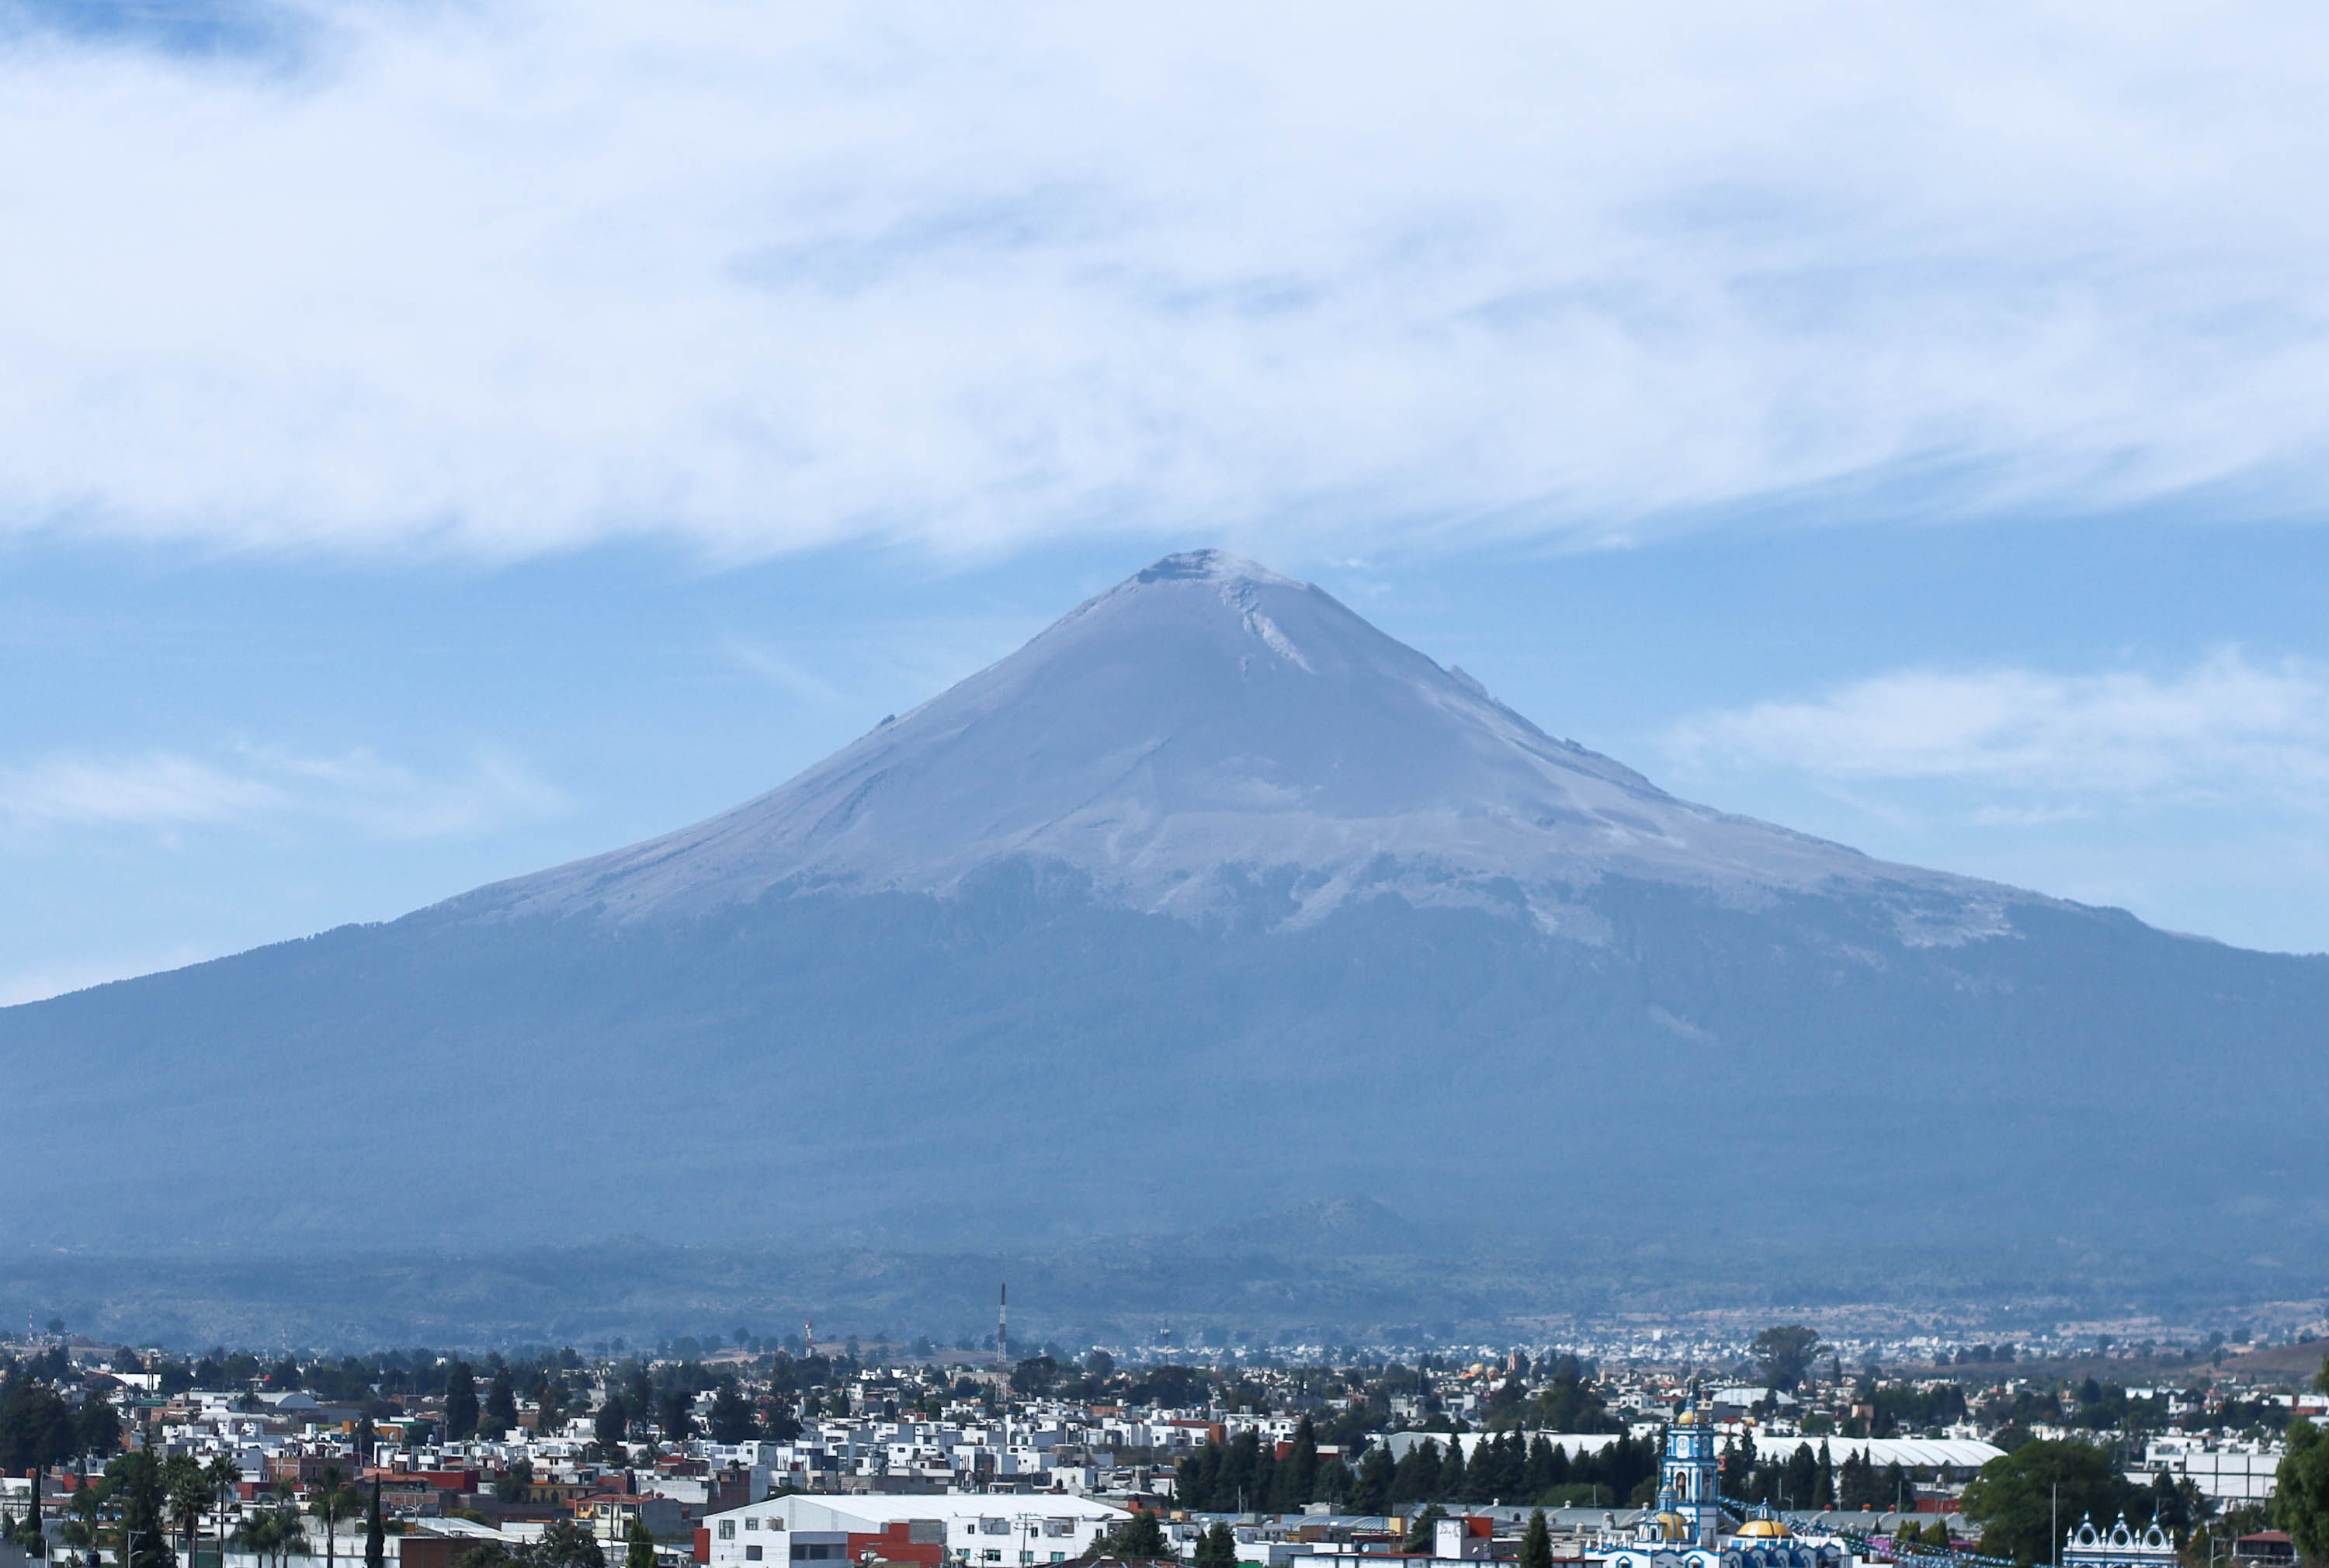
[0,744,566,841]
[1664,650,2329,809]
[3,1,2329,560]
[0,752,289,828]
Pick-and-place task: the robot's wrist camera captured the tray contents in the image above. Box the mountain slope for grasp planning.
[462,550,2014,944]
[2,550,2324,1269]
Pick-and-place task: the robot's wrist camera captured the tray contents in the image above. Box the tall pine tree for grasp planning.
[1522,1437,1556,1500]
[1520,1511,1552,1568]
[481,1371,519,1441]
[1392,1440,1441,1506]
[1272,1419,1320,1511]
[443,1362,480,1442]
[1440,1438,1467,1504]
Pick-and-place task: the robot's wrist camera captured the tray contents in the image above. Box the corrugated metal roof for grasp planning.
[1384,1431,1626,1459]
[1746,1438,2000,1469]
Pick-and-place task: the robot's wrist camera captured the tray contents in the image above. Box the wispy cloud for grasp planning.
[0,752,286,828]
[2,2,2328,559]
[1664,650,2329,811]
[719,639,844,706]
[719,612,1051,715]
[0,744,566,841]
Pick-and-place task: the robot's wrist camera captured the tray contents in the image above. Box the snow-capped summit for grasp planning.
[470,550,2008,938]
[1126,546,1303,586]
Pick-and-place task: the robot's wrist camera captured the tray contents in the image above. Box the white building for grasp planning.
[703,1493,1130,1568]
[2133,1438,2283,1507]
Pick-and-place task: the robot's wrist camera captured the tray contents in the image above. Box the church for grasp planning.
[1599,1406,1852,1568]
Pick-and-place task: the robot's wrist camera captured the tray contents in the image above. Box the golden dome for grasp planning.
[1735,1520,1792,1539]
[1652,1513,1692,1540]
[1674,1409,1706,1426]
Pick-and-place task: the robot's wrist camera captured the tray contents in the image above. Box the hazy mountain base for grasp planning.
[0,1227,2315,1351]
[5,863,2325,1264]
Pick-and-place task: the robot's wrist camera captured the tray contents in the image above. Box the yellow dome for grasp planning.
[1653,1514,1692,1540]
[1674,1409,1706,1426]
[1735,1521,1793,1539]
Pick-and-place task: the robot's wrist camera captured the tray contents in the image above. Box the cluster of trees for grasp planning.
[1961,1439,2209,1565]
[1000,1358,1239,1415]
[435,1354,595,1441]
[43,1450,283,1568]
[82,1345,609,1411]
[1723,1438,1848,1511]
[1839,1381,1967,1441]
[1505,1356,1623,1435]
[2276,1412,2329,1562]
[1175,1422,1348,1513]
[1368,1431,1661,1510]
[1956,1375,2279,1441]
[1008,1352,1139,1407]
[1751,1328,1827,1394]
[584,1356,807,1456]
[1095,1513,1172,1561]
[1891,1519,1955,1550]
[2269,1358,2329,1564]
[1175,1425,1664,1515]
[2063,1379,2168,1433]
[0,1371,120,1469]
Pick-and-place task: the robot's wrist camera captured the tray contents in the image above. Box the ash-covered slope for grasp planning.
[2,550,2324,1268]
[463,550,2015,944]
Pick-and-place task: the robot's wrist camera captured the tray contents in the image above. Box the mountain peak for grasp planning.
[1131,547,1301,588]
[465,547,2009,937]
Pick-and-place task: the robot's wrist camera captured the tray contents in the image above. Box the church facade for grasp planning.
[1600,1406,1852,1568]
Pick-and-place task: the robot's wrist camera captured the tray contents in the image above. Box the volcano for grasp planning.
[5,550,2324,1262]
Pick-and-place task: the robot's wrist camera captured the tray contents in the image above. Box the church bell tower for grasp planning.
[1662,1403,1719,1549]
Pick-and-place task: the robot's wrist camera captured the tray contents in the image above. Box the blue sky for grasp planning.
[5,0,2329,1000]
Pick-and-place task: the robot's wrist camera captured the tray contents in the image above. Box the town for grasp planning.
[2,1319,2323,1568]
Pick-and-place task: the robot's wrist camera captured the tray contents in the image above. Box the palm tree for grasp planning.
[234,1510,285,1568]
[272,1501,308,1568]
[252,1481,306,1568]
[62,1483,107,1568]
[305,1468,357,1568]
[205,1459,242,1564]
[165,1455,209,1565]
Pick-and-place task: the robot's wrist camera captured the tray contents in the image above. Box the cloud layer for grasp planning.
[5,0,2329,559]
[0,744,564,841]
[1665,650,2329,813]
